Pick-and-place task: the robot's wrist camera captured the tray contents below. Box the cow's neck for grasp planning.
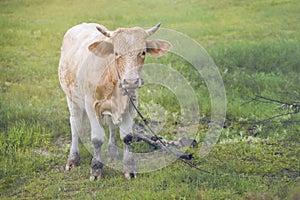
[94,62,136,124]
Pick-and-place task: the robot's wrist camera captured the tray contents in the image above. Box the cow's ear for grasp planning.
[146,40,172,57]
[88,40,114,57]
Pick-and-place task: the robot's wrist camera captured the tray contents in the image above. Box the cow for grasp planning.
[58,22,171,180]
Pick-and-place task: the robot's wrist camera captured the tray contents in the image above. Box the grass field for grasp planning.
[0,0,299,199]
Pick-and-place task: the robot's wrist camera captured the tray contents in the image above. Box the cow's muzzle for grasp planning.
[121,78,144,90]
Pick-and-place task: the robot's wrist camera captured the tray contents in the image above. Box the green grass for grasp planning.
[1,0,299,199]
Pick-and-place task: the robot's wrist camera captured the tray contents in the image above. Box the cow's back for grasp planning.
[58,23,108,101]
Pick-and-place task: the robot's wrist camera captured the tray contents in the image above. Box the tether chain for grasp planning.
[128,94,213,175]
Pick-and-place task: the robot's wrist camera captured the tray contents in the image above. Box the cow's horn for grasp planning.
[146,23,161,36]
[96,26,113,38]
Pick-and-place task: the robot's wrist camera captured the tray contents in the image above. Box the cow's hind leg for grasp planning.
[66,97,84,171]
[107,117,119,161]
[120,112,137,179]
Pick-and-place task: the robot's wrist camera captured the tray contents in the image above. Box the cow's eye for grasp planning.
[115,52,118,56]
[141,51,146,56]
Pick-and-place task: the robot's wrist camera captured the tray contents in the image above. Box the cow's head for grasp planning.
[88,23,172,93]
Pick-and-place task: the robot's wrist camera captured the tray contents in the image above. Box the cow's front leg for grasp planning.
[120,112,137,179]
[122,137,137,179]
[86,102,105,181]
[90,136,104,181]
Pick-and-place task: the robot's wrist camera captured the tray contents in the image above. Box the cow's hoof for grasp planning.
[90,170,102,181]
[89,174,102,181]
[107,144,120,161]
[90,159,103,181]
[65,152,80,171]
[124,172,137,180]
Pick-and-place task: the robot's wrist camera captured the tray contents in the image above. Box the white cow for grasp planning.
[58,23,171,180]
